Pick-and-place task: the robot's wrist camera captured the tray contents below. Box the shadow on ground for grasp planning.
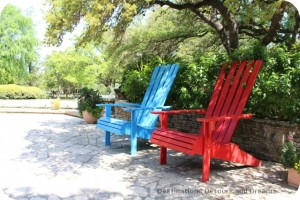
[0,113,295,199]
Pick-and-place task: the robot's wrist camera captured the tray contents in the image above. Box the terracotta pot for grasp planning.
[82,110,98,124]
[288,168,300,188]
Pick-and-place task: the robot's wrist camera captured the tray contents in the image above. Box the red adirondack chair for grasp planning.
[150,60,263,182]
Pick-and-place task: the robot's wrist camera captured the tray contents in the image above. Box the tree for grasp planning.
[45,0,299,55]
[104,7,222,70]
[0,4,39,84]
[43,45,119,96]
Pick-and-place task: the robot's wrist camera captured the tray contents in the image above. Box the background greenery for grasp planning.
[1,1,300,123]
[0,84,46,99]
[120,42,300,123]
[0,4,39,85]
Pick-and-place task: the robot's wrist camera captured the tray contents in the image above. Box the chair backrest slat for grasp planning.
[205,63,228,117]
[211,61,239,117]
[141,66,161,108]
[212,61,248,142]
[137,64,179,127]
[201,60,262,144]
[221,60,263,143]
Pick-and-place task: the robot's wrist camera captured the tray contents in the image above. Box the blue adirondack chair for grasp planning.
[96,64,179,155]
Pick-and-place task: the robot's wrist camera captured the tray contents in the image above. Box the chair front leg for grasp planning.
[104,105,112,146]
[130,109,138,155]
[159,113,169,164]
[201,121,215,182]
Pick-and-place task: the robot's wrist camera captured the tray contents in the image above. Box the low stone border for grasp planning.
[0,108,81,118]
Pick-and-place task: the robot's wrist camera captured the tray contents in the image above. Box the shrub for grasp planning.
[0,84,46,99]
[120,42,300,123]
[120,65,153,103]
[244,43,300,123]
[280,134,300,169]
[120,53,226,108]
[166,53,226,109]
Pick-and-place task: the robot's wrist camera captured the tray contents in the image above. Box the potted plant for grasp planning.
[51,99,61,110]
[280,134,300,188]
[77,87,104,124]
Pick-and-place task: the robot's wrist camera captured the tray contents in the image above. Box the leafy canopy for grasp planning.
[43,45,120,95]
[45,0,299,54]
[0,4,39,84]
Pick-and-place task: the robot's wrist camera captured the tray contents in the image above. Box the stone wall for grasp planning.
[113,100,131,121]
[168,114,300,162]
[112,107,300,162]
[167,113,203,133]
[233,118,300,162]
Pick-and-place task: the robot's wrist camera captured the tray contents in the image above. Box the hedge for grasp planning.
[0,84,46,99]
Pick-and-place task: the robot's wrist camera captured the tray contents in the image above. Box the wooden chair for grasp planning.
[96,64,179,155]
[150,60,263,182]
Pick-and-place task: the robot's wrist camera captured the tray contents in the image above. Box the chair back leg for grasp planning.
[105,131,111,146]
[160,147,167,165]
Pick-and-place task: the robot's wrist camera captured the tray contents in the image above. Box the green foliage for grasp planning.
[45,0,149,47]
[280,141,299,168]
[77,87,104,118]
[119,53,226,107]
[45,0,299,56]
[0,84,46,99]
[120,65,153,103]
[157,42,300,123]
[280,135,300,169]
[0,4,39,84]
[295,160,300,173]
[120,42,300,123]
[167,53,227,109]
[242,42,300,123]
[43,45,118,96]
[106,8,211,69]
[44,0,300,122]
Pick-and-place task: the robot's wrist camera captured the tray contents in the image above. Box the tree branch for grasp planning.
[190,8,230,53]
[154,0,231,53]
[154,0,238,54]
[208,0,239,51]
[154,0,210,10]
[240,24,268,37]
[262,1,288,45]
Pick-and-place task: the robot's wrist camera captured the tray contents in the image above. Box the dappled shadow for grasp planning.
[0,113,296,199]
[4,185,124,200]
[22,115,299,198]
[139,149,297,198]
[20,116,103,174]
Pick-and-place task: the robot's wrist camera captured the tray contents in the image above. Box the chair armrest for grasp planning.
[151,109,206,115]
[156,106,172,110]
[197,114,253,122]
[96,103,140,107]
[151,109,206,129]
[124,106,171,112]
[96,103,140,118]
[124,107,154,111]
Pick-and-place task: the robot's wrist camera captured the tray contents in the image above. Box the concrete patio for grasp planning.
[0,113,298,200]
